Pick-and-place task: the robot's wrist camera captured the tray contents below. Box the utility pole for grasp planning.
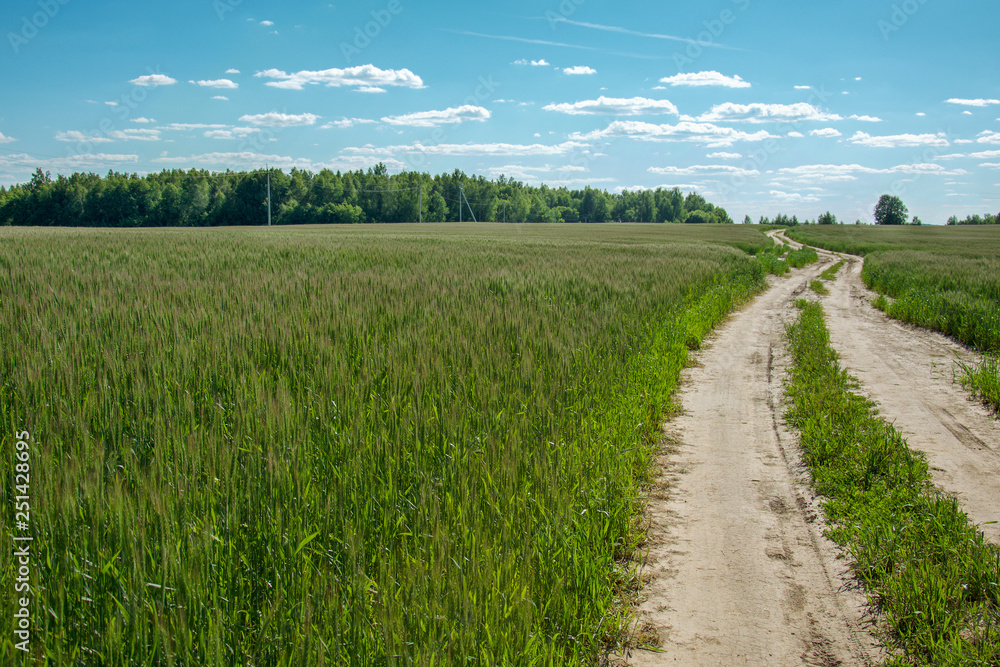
[266,164,272,227]
[459,186,463,223]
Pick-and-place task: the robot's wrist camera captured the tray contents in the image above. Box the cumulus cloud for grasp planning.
[108,129,161,141]
[321,118,378,129]
[563,66,597,75]
[381,105,491,127]
[239,112,321,127]
[344,140,589,157]
[151,151,406,173]
[255,64,424,90]
[770,190,820,203]
[204,127,261,140]
[55,131,113,143]
[0,132,17,144]
[543,96,678,116]
[212,96,229,101]
[569,120,778,148]
[130,117,156,124]
[699,102,842,124]
[787,131,804,138]
[848,131,950,148]
[260,20,274,26]
[946,98,1000,107]
[192,79,239,89]
[129,74,177,87]
[660,71,751,88]
[513,59,550,66]
[794,85,811,91]
[775,163,967,183]
[850,114,883,122]
[810,128,842,138]
[158,123,229,131]
[225,69,240,75]
[649,165,760,178]
[977,131,1000,144]
[706,152,741,160]
[0,152,139,172]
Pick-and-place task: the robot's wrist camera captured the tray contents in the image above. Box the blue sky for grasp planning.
[1,0,998,224]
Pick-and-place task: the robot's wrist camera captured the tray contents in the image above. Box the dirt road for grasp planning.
[623,246,880,666]
[812,241,1000,543]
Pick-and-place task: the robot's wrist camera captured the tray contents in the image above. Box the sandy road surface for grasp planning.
[803,238,1000,543]
[622,244,880,666]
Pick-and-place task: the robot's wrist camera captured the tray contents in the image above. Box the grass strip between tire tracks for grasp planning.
[784,299,1000,666]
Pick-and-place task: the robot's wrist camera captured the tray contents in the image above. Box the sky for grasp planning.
[1,0,998,224]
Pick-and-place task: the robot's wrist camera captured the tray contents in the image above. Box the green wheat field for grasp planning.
[0,224,769,665]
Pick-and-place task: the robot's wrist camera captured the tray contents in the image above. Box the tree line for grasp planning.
[947,213,999,225]
[0,165,736,227]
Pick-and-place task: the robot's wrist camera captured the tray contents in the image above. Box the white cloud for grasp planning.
[322,118,378,129]
[513,59,550,66]
[105,101,118,107]
[255,64,424,90]
[260,20,274,26]
[770,190,820,203]
[129,74,177,87]
[55,130,113,143]
[344,140,589,157]
[192,78,239,89]
[382,105,491,127]
[706,152,741,159]
[980,162,1000,169]
[946,98,1000,107]
[151,151,406,173]
[810,128,842,138]
[916,112,927,116]
[239,112,321,127]
[212,96,229,101]
[660,71,751,88]
[563,66,597,75]
[955,139,974,144]
[787,131,804,138]
[130,117,156,124]
[570,120,778,148]
[979,131,1000,145]
[543,96,678,116]
[204,127,261,140]
[108,129,161,141]
[963,111,974,116]
[776,163,967,183]
[357,86,387,94]
[158,123,229,131]
[649,165,760,178]
[850,114,883,122]
[699,103,842,124]
[0,132,17,144]
[0,152,139,172]
[225,68,240,75]
[794,85,811,91]
[849,131,949,148]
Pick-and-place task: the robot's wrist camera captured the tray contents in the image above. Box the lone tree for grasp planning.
[817,211,837,225]
[874,194,908,225]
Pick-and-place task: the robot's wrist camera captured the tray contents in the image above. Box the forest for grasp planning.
[0,165,736,227]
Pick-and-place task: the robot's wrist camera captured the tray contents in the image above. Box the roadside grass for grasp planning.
[958,355,1000,415]
[809,280,829,295]
[820,260,845,282]
[785,245,819,269]
[788,225,1000,413]
[785,300,1000,666]
[758,250,789,276]
[0,223,768,665]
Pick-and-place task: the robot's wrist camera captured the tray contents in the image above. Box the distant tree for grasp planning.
[817,211,837,225]
[743,214,753,225]
[911,215,922,226]
[947,215,959,226]
[874,194,908,225]
[684,210,712,224]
